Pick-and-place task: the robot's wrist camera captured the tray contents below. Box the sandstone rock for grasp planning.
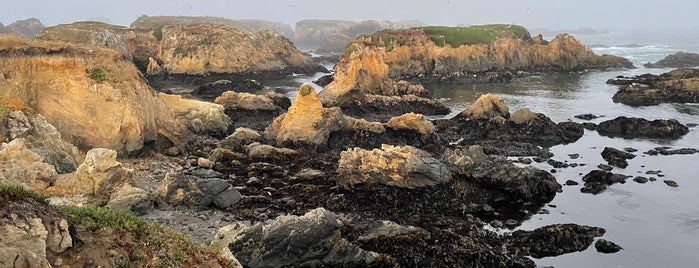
[0,214,51,268]
[146,57,161,75]
[106,184,152,215]
[387,112,435,135]
[596,116,689,139]
[69,148,134,204]
[197,157,215,169]
[45,218,72,254]
[0,40,189,154]
[461,94,510,121]
[508,224,605,258]
[214,91,279,111]
[225,208,378,267]
[154,173,241,210]
[222,128,263,151]
[336,144,451,188]
[247,143,297,162]
[0,139,57,192]
[159,93,230,137]
[510,108,537,124]
[644,52,699,68]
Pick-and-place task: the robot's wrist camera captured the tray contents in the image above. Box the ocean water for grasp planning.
[424,32,699,268]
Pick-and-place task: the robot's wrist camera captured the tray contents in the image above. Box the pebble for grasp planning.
[246,177,261,186]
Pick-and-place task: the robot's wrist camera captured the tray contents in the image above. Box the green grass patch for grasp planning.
[0,182,49,205]
[86,66,109,83]
[60,205,157,233]
[153,26,164,41]
[419,24,530,47]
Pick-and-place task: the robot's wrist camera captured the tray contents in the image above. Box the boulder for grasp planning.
[601,147,636,168]
[69,148,134,205]
[581,170,629,194]
[595,239,623,253]
[386,112,435,135]
[0,139,57,192]
[0,214,52,268]
[336,144,451,188]
[215,91,288,131]
[154,173,242,210]
[159,93,230,137]
[224,208,378,267]
[191,79,264,99]
[247,143,297,162]
[595,116,689,139]
[106,184,152,215]
[221,128,263,151]
[644,52,699,68]
[214,91,279,111]
[460,94,510,121]
[508,224,606,258]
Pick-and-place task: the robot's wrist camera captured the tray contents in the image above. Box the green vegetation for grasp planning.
[61,205,156,233]
[87,66,109,83]
[0,182,49,205]
[152,26,163,41]
[198,38,212,46]
[419,24,530,47]
[130,15,245,29]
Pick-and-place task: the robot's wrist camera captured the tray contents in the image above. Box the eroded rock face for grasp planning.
[608,68,699,106]
[70,148,134,205]
[386,112,435,135]
[0,139,57,192]
[224,208,378,268]
[0,40,190,154]
[594,116,689,139]
[337,144,452,188]
[0,214,52,268]
[159,93,230,137]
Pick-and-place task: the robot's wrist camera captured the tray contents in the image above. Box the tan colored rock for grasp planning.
[106,184,152,215]
[46,218,72,254]
[337,144,451,188]
[387,112,435,135]
[198,157,215,169]
[214,91,278,111]
[0,214,51,268]
[247,143,297,161]
[461,94,510,120]
[146,56,161,75]
[0,40,189,154]
[222,127,262,151]
[510,108,537,124]
[62,148,134,205]
[159,93,229,135]
[0,139,57,192]
[344,117,386,133]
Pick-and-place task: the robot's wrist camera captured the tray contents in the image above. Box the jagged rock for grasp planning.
[0,139,58,192]
[595,116,688,139]
[192,79,264,99]
[65,148,134,205]
[214,91,279,111]
[221,128,263,151]
[644,52,699,68]
[106,184,152,215]
[247,143,297,162]
[595,239,623,253]
[0,214,52,268]
[609,68,699,106]
[357,220,426,242]
[443,145,561,202]
[154,173,241,210]
[461,94,510,121]
[159,93,230,137]
[581,170,629,194]
[215,91,289,131]
[601,147,636,168]
[146,57,161,75]
[3,110,83,174]
[386,112,435,135]
[337,144,451,188]
[2,18,45,39]
[224,208,378,267]
[508,224,606,258]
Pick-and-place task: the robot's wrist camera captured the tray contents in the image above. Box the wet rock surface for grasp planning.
[508,224,606,258]
[601,147,636,168]
[581,170,629,194]
[595,239,624,253]
[593,116,689,139]
[643,52,699,68]
[608,68,699,106]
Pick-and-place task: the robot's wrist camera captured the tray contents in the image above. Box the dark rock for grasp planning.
[154,174,241,210]
[633,176,649,184]
[568,153,580,159]
[596,116,688,139]
[595,239,623,253]
[508,224,605,258]
[518,157,533,164]
[581,170,629,194]
[547,159,569,168]
[652,147,699,155]
[688,123,698,128]
[597,164,614,171]
[187,168,223,179]
[644,52,699,68]
[649,177,658,182]
[313,74,334,87]
[663,180,679,187]
[624,147,638,153]
[645,170,663,175]
[191,79,264,99]
[574,114,600,120]
[601,147,636,168]
[340,94,451,122]
[475,140,553,159]
[226,208,378,267]
[609,68,699,106]
[565,180,579,186]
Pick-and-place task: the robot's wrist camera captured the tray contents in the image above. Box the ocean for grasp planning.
[290,31,699,267]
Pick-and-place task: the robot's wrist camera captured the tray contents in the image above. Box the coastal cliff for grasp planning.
[319,25,633,106]
[130,15,295,40]
[0,36,189,154]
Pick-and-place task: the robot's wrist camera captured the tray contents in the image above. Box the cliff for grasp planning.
[0,18,45,39]
[35,21,325,87]
[319,25,634,106]
[130,15,294,39]
[294,19,424,52]
[0,36,189,154]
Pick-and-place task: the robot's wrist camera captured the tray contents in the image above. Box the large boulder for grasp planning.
[337,144,451,188]
[215,91,289,131]
[386,112,436,135]
[593,116,689,139]
[191,79,264,99]
[0,38,190,154]
[0,139,57,192]
[159,93,230,137]
[581,170,629,194]
[608,68,699,106]
[508,224,606,258]
[61,148,134,205]
[106,184,152,215]
[220,208,378,267]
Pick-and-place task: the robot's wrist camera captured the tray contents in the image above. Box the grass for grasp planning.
[153,26,164,41]
[0,183,49,205]
[86,66,109,83]
[60,205,157,233]
[419,24,530,47]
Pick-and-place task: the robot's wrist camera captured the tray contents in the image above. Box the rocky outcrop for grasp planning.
[130,15,295,39]
[581,170,629,194]
[0,39,190,154]
[294,19,424,52]
[601,147,636,168]
[337,144,452,188]
[2,110,83,173]
[214,90,289,131]
[106,184,152,215]
[508,224,606,258]
[154,173,242,210]
[0,18,45,39]
[595,239,623,253]
[221,208,378,267]
[644,52,699,68]
[191,79,264,99]
[592,116,689,139]
[608,68,699,106]
[0,139,57,192]
[159,93,230,137]
[435,94,584,147]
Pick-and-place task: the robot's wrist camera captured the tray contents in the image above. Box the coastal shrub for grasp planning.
[0,182,49,205]
[152,26,163,41]
[87,66,109,83]
[420,24,530,47]
[60,205,156,233]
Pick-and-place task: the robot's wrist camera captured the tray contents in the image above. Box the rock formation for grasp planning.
[0,37,192,154]
[294,19,424,52]
[159,93,230,137]
[591,116,689,139]
[644,52,699,68]
[607,68,699,106]
[0,18,45,39]
[130,15,295,39]
[0,139,57,192]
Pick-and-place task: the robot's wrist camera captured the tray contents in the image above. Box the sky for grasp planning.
[1,0,696,32]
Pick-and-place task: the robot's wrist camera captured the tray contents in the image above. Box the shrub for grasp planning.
[87,66,109,83]
[152,26,163,41]
[0,183,49,205]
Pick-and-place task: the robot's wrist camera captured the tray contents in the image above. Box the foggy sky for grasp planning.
[1,0,696,32]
